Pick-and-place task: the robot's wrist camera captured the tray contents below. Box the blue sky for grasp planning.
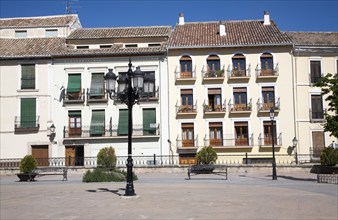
[1,0,337,31]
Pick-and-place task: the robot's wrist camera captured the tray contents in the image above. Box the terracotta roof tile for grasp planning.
[286,32,338,46]
[0,15,79,28]
[67,26,171,39]
[168,20,292,48]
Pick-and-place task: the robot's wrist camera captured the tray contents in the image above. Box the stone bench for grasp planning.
[33,167,68,181]
[187,165,228,180]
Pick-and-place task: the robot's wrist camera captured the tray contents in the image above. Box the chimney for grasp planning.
[219,21,226,36]
[263,11,270,25]
[179,13,185,25]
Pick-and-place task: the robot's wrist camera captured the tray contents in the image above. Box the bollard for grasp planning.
[245,153,248,164]
[153,154,156,165]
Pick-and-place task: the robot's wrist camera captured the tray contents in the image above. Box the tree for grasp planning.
[315,73,338,138]
[97,147,117,170]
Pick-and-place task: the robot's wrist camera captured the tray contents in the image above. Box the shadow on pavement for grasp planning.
[86,187,125,196]
[271,175,317,182]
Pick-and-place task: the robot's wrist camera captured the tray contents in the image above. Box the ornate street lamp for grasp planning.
[104,58,144,196]
[270,107,277,180]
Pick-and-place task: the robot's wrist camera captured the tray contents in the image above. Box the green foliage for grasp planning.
[320,147,338,166]
[97,147,117,170]
[82,168,138,183]
[315,73,338,138]
[19,155,37,174]
[196,146,218,165]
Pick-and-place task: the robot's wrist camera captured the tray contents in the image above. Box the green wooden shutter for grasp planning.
[90,73,104,96]
[90,110,105,135]
[118,109,128,135]
[143,108,156,135]
[21,98,36,128]
[21,64,35,89]
[67,74,81,93]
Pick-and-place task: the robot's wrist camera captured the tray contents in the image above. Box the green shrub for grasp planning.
[97,147,117,170]
[320,146,338,166]
[82,168,138,183]
[196,146,218,165]
[19,155,37,173]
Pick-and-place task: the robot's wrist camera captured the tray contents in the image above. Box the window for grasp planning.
[89,73,104,98]
[180,56,192,78]
[262,87,275,110]
[90,110,105,136]
[310,61,321,84]
[209,122,223,146]
[118,109,128,136]
[263,121,276,145]
[207,55,220,73]
[233,87,247,111]
[125,44,138,48]
[232,54,246,76]
[143,71,155,97]
[76,46,89,49]
[208,88,222,111]
[148,43,161,47]
[15,30,27,38]
[260,53,273,75]
[143,108,156,135]
[66,74,81,100]
[68,111,81,137]
[100,45,112,48]
[20,98,36,128]
[234,122,248,146]
[180,89,193,112]
[182,123,194,147]
[21,64,35,89]
[117,72,127,93]
[45,29,58,37]
[311,95,324,120]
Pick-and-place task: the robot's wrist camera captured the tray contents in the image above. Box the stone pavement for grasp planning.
[0,169,337,220]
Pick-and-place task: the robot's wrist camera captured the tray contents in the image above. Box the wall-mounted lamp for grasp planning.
[48,124,56,143]
[292,137,298,148]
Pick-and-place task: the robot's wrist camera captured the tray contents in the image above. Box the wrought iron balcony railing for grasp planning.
[257,98,280,112]
[204,133,254,147]
[255,63,279,78]
[64,88,85,103]
[227,64,251,78]
[203,99,226,113]
[309,108,326,122]
[14,116,40,132]
[228,99,252,113]
[258,133,282,147]
[176,101,197,114]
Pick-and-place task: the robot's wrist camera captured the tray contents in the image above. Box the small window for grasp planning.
[100,45,112,48]
[148,43,161,47]
[45,29,58,37]
[15,30,27,38]
[76,46,89,49]
[21,64,35,89]
[125,44,138,48]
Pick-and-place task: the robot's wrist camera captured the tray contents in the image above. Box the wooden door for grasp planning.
[65,146,76,166]
[235,122,248,146]
[32,145,48,166]
[312,131,325,157]
[182,123,194,147]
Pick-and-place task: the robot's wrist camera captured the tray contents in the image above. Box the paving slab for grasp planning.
[0,170,337,220]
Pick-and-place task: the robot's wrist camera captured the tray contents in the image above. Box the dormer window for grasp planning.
[125,44,138,48]
[100,45,112,48]
[15,30,27,38]
[148,43,161,47]
[45,29,58,37]
[77,46,89,49]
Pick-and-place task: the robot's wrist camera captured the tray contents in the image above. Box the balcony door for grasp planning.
[209,122,223,146]
[260,53,273,76]
[262,87,275,110]
[180,56,192,78]
[233,87,247,111]
[235,122,248,146]
[182,123,194,147]
[68,111,81,137]
[263,121,276,145]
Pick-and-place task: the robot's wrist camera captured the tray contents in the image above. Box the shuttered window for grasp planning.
[90,73,104,96]
[143,108,156,135]
[118,109,128,135]
[67,74,81,93]
[310,61,321,84]
[311,95,324,119]
[20,98,36,128]
[21,64,35,89]
[90,110,105,136]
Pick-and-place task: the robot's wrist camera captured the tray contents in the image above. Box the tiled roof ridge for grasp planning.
[180,19,267,24]
[0,14,78,21]
[77,25,172,30]
[285,31,338,34]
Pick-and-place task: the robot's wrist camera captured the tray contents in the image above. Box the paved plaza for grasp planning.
[0,169,337,220]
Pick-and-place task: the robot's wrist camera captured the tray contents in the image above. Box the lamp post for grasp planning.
[270,107,277,180]
[104,58,144,196]
[292,137,298,164]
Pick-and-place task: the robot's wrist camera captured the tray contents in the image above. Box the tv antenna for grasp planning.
[65,0,80,14]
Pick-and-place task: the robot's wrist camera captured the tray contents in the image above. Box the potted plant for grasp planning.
[16,155,38,181]
[192,146,218,174]
[311,146,338,174]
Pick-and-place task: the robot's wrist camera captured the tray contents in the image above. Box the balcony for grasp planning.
[63,124,160,139]
[227,64,251,82]
[14,116,40,133]
[309,108,326,123]
[203,100,226,116]
[176,101,197,117]
[258,133,282,147]
[257,98,280,113]
[255,63,279,81]
[139,86,159,102]
[174,66,196,84]
[228,99,252,115]
[204,134,254,149]
[176,135,198,154]
[86,88,108,103]
[202,65,225,83]
[64,88,85,104]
